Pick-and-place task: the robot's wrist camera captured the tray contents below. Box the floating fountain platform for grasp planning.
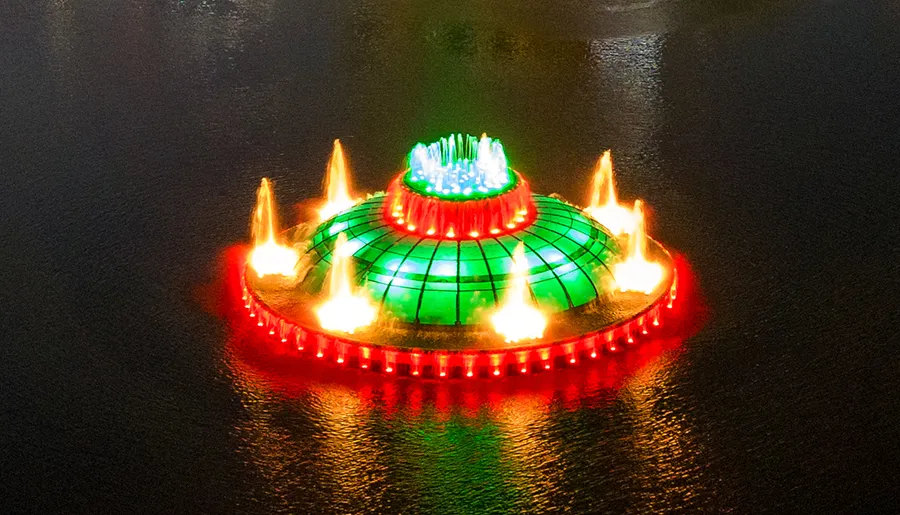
[240,135,678,378]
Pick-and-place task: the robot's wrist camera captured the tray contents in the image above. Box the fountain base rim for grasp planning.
[240,240,679,379]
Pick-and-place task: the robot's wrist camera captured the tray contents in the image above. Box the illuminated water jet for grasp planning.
[315,233,377,334]
[248,178,299,277]
[583,150,635,236]
[491,243,547,343]
[408,133,510,196]
[319,139,357,221]
[613,200,664,294]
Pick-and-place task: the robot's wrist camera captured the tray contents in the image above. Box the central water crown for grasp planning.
[385,133,534,239]
[405,134,514,199]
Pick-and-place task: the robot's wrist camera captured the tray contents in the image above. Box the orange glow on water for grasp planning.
[584,150,635,236]
[319,139,358,221]
[248,178,299,277]
[315,233,377,334]
[491,243,547,342]
[613,200,664,294]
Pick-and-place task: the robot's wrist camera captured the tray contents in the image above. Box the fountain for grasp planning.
[239,135,679,379]
[315,233,378,334]
[319,139,357,221]
[614,200,664,294]
[583,150,636,236]
[248,178,299,278]
[491,243,547,343]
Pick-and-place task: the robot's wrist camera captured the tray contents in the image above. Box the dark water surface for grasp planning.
[3,0,900,512]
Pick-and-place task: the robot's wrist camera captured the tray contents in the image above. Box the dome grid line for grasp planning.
[307,223,401,292]
[473,238,501,306]
[413,239,444,324]
[454,240,462,325]
[306,199,388,270]
[352,230,410,285]
[519,219,616,291]
[523,201,612,292]
[527,199,620,279]
[377,236,428,316]
[519,225,601,301]
[514,202,618,310]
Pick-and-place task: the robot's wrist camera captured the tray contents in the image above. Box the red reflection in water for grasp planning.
[208,245,706,417]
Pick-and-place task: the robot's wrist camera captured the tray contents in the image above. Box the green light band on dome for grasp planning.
[404,134,516,200]
[302,194,622,325]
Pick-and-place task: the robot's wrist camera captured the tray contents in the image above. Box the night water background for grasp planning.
[2,0,900,512]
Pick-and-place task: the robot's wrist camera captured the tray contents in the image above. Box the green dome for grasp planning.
[298,194,623,326]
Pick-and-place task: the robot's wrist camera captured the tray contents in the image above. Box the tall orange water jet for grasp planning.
[248,178,299,277]
[583,150,635,236]
[319,140,357,221]
[316,233,377,333]
[491,243,547,342]
[613,200,663,294]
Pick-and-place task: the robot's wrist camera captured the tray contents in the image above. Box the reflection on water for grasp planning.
[229,366,393,512]
[495,394,564,511]
[619,356,717,511]
[225,338,711,512]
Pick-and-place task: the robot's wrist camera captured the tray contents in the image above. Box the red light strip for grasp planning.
[239,266,678,380]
